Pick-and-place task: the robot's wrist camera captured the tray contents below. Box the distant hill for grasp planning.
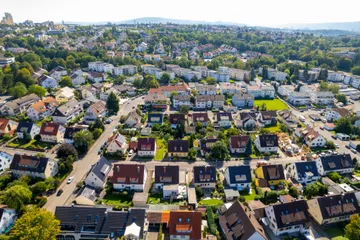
[282,21,360,32]
[64,17,246,26]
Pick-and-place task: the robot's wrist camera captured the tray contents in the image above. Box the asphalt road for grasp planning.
[43,96,145,213]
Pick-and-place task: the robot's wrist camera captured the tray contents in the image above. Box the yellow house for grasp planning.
[255,164,286,187]
[55,87,75,103]
[167,140,189,158]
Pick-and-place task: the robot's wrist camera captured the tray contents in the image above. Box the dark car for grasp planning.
[332,135,337,140]
[57,189,63,196]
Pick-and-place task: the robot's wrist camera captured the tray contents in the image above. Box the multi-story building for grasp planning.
[315,154,353,176]
[288,92,311,106]
[0,94,40,116]
[137,138,156,157]
[195,95,224,109]
[286,161,320,185]
[193,166,216,189]
[40,122,66,143]
[311,91,334,105]
[246,85,275,99]
[295,127,326,148]
[225,165,252,190]
[27,97,59,121]
[228,135,251,154]
[325,108,351,121]
[229,68,250,81]
[85,157,112,190]
[167,140,189,158]
[111,164,147,191]
[255,134,279,153]
[231,94,254,108]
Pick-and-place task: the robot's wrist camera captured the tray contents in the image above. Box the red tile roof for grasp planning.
[111,164,145,184]
[168,211,202,240]
[40,122,60,136]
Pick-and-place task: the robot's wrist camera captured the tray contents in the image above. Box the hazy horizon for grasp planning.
[2,0,360,27]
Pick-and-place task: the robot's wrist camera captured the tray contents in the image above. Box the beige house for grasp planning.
[55,87,75,103]
[0,118,18,135]
[40,122,66,143]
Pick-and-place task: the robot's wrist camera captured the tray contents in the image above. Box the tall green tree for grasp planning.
[16,68,35,87]
[10,207,60,240]
[3,185,32,211]
[345,214,360,240]
[160,72,171,84]
[59,76,73,87]
[28,85,47,97]
[106,92,120,115]
[210,141,230,160]
[9,82,27,98]
[73,130,94,154]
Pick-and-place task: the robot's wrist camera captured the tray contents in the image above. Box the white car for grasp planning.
[67,176,74,184]
[128,150,134,157]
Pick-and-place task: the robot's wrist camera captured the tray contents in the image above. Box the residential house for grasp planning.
[168,211,202,240]
[27,97,59,121]
[135,42,148,52]
[16,122,40,139]
[265,200,310,236]
[137,138,156,157]
[225,165,252,190]
[295,127,326,148]
[193,166,216,189]
[219,82,244,95]
[277,85,295,97]
[327,71,346,82]
[246,85,275,99]
[100,89,120,102]
[111,164,147,191]
[144,94,168,110]
[286,161,320,185]
[106,133,128,154]
[216,112,233,128]
[237,112,257,129]
[172,95,191,109]
[0,118,18,136]
[154,165,185,199]
[255,164,286,187]
[149,84,189,97]
[311,91,334,105]
[325,108,351,121]
[307,193,360,226]
[70,70,86,86]
[40,122,66,143]
[10,153,58,179]
[255,134,279,153]
[169,113,185,129]
[0,94,40,116]
[87,72,106,83]
[84,101,106,124]
[195,95,225,109]
[228,135,251,154]
[0,207,16,234]
[85,157,112,190]
[258,111,277,126]
[232,94,254,108]
[168,140,189,158]
[55,206,145,240]
[200,138,218,156]
[219,201,267,240]
[147,113,163,127]
[38,74,58,89]
[55,87,75,103]
[113,65,137,76]
[52,99,83,125]
[315,154,354,176]
[49,66,67,81]
[278,110,299,128]
[0,151,13,174]
[195,85,217,95]
[124,111,142,128]
[229,68,250,81]
[288,92,311,106]
[64,127,84,144]
[192,112,210,127]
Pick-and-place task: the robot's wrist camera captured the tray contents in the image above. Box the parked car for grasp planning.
[346,145,351,149]
[57,189,63,196]
[351,149,358,154]
[332,135,337,140]
[67,176,74,184]
[335,143,339,148]
[128,149,134,157]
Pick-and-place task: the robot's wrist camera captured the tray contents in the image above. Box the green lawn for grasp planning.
[264,122,282,133]
[147,192,162,204]
[239,188,256,201]
[154,138,167,161]
[198,199,224,206]
[254,99,289,111]
[7,139,53,150]
[102,192,133,206]
[326,227,348,240]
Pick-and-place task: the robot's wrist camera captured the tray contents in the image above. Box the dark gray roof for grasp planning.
[10,154,50,174]
[55,206,145,238]
[320,154,353,171]
[316,193,360,220]
[52,99,82,117]
[148,113,163,124]
[258,134,278,147]
[168,140,188,153]
[155,165,179,184]
[217,112,233,122]
[227,166,252,184]
[193,166,216,184]
[294,161,319,178]
[16,122,36,134]
[64,127,83,140]
[272,200,310,228]
[89,157,112,182]
[200,138,218,153]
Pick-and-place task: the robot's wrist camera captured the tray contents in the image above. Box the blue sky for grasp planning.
[1,0,360,27]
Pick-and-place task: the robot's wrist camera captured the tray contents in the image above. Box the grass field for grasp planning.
[7,139,53,150]
[198,199,224,206]
[263,122,282,133]
[326,227,348,240]
[254,99,289,111]
[102,192,133,206]
[239,188,256,201]
[154,138,167,161]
